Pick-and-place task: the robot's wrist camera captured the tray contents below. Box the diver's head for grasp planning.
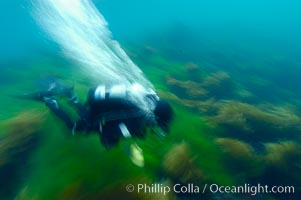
[154,100,174,132]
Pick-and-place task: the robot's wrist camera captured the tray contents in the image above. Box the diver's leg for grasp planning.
[44,97,93,135]
[43,97,75,130]
[68,95,92,132]
[66,90,89,117]
[100,123,121,149]
[71,100,90,119]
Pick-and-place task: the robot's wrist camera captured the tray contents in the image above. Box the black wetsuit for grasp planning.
[45,85,156,148]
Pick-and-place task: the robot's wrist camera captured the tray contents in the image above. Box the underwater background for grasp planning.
[1,0,301,199]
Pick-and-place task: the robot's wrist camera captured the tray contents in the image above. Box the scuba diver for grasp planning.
[31,79,174,166]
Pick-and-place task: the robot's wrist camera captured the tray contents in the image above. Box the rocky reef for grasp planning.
[261,141,301,187]
[208,101,301,141]
[163,142,205,184]
[166,76,208,100]
[201,71,234,99]
[166,70,234,100]
[215,138,262,180]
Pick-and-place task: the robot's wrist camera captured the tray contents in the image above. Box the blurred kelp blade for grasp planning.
[0,111,45,199]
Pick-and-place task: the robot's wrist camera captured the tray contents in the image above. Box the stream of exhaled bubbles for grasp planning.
[31,0,156,112]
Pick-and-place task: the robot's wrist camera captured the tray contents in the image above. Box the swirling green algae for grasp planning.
[22,105,234,199]
[1,52,236,199]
